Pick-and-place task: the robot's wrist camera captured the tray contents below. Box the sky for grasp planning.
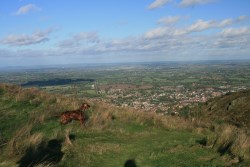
[0,0,250,67]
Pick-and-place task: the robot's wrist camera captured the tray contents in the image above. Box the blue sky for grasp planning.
[0,0,250,66]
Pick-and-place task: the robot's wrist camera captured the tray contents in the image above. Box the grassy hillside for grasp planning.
[203,90,250,128]
[0,84,249,166]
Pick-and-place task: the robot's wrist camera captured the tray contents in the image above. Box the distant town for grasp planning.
[96,83,247,113]
[1,61,250,115]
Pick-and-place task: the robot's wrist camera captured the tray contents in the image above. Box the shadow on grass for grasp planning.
[217,141,234,156]
[17,139,64,167]
[196,138,207,146]
[124,159,137,167]
[69,134,76,141]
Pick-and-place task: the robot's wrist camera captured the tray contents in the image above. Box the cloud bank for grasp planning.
[1,14,248,62]
[0,28,55,46]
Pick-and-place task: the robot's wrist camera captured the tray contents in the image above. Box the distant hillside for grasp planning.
[203,90,250,128]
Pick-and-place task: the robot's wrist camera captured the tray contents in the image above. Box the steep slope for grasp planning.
[203,90,250,128]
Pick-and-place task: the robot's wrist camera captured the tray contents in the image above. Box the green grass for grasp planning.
[0,84,247,167]
[0,98,37,141]
[57,123,226,167]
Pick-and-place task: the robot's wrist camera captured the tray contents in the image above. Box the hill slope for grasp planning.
[203,90,250,128]
[0,84,249,166]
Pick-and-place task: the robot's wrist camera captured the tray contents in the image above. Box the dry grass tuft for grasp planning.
[6,125,45,158]
[87,109,114,129]
[231,130,250,160]
[85,143,121,155]
[114,107,194,130]
[203,124,250,162]
[213,125,238,155]
[29,133,44,147]
[65,128,73,146]
[7,125,32,156]
[34,162,55,167]
[29,110,46,124]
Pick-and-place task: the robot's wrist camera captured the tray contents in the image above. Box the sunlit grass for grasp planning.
[0,84,249,166]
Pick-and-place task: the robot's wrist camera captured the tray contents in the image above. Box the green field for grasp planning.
[1,62,250,97]
[1,62,250,112]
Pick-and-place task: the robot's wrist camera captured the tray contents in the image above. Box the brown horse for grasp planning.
[60,103,90,125]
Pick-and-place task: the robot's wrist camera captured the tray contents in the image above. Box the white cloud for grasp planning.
[148,0,171,9]
[187,16,247,32]
[140,16,250,55]
[143,16,248,40]
[144,27,169,39]
[179,0,216,7]
[219,15,247,27]
[187,19,216,32]
[144,26,188,39]
[213,27,250,49]
[14,4,41,15]
[157,16,180,25]
[218,19,233,27]
[220,27,250,37]
[58,32,100,48]
[0,28,55,46]
[148,0,218,10]
[144,16,248,40]
[57,28,250,61]
[73,32,100,43]
[2,25,250,63]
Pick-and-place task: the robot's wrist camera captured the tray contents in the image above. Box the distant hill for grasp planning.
[203,90,250,128]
